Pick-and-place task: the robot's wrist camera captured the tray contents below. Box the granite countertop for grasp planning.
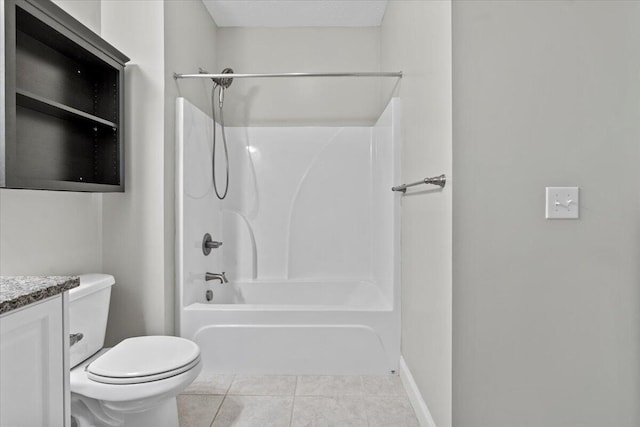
[0,276,80,314]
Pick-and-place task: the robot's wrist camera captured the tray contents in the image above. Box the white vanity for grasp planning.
[0,276,79,427]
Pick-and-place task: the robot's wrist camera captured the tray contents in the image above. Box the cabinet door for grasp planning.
[0,296,65,427]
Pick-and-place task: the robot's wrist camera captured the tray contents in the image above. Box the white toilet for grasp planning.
[68,274,201,427]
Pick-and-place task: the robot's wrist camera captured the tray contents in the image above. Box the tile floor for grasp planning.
[178,373,420,427]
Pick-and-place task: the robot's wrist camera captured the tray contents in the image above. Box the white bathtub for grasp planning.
[203,280,389,308]
[176,97,401,376]
[180,281,400,375]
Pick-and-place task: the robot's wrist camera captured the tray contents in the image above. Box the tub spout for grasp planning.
[205,272,228,284]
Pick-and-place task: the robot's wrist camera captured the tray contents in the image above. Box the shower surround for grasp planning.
[176,97,400,374]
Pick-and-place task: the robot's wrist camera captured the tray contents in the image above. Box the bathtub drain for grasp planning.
[205,289,213,302]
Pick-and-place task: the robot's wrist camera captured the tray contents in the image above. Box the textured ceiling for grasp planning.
[202,0,388,27]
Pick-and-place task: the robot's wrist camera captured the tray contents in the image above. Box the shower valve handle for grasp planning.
[202,233,222,255]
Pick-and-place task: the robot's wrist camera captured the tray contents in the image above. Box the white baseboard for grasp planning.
[399,356,437,427]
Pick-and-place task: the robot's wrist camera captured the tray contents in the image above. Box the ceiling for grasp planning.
[202,0,388,28]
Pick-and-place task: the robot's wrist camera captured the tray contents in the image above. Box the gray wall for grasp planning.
[452,1,640,426]
[52,0,100,34]
[0,1,103,277]
[215,27,380,126]
[381,2,452,426]
[101,0,167,344]
[0,191,102,275]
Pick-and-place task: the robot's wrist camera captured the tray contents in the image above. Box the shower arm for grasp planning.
[174,71,403,80]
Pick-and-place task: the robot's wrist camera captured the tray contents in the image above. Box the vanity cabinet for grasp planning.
[1,0,129,192]
[0,294,70,426]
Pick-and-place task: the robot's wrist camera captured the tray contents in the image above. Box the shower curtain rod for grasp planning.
[173,71,403,79]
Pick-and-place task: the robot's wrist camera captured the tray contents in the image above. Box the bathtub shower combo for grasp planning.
[175,70,402,375]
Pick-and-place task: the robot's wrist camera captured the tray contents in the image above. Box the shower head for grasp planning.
[213,68,234,89]
[198,67,234,89]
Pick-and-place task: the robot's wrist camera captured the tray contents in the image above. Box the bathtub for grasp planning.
[180,280,400,375]
[176,97,401,376]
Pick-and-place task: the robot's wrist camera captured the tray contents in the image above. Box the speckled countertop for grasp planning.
[0,276,79,314]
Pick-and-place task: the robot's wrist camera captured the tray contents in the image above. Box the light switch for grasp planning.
[545,187,579,219]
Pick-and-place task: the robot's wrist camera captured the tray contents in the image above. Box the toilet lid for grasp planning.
[86,336,200,385]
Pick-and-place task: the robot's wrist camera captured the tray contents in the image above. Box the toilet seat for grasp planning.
[70,349,202,403]
[87,336,200,385]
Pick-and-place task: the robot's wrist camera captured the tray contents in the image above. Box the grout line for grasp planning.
[202,374,412,427]
[288,376,299,427]
[209,394,227,427]
[223,393,300,396]
[208,375,235,427]
[225,374,236,395]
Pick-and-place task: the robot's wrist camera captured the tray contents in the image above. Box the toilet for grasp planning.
[68,274,201,427]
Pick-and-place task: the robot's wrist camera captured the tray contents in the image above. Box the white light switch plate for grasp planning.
[546,187,579,219]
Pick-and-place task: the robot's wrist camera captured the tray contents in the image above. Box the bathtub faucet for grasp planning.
[205,272,228,284]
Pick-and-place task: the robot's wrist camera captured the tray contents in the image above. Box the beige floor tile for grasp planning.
[291,396,367,427]
[361,375,407,397]
[228,375,297,396]
[184,372,235,395]
[178,394,224,427]
[296,376,363,397]
[212,396,293,427]
[363,396,419,427]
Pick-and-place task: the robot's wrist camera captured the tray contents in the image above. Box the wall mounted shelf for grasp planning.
[2,0,129,192]
[16,90,119,128]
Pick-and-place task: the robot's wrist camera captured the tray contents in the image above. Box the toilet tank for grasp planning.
[68,274,115,368]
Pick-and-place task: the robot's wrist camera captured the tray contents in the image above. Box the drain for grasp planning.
[205,289,213,302]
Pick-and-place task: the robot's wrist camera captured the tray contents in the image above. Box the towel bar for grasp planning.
[391,174,446,193]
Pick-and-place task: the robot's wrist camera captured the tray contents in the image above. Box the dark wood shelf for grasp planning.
[2,0,129,192]
[16,89,118,128]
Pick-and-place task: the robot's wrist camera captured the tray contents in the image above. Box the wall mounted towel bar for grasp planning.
[392,174,446,193]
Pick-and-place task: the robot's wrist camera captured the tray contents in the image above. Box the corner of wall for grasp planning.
[381,1,453,426]
[100,0,167,345]
[163,0,219,336]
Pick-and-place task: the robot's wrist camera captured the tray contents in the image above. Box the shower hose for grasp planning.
[211,83,230,200]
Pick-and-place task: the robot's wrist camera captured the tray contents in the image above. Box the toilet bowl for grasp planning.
[69,275,201,427]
